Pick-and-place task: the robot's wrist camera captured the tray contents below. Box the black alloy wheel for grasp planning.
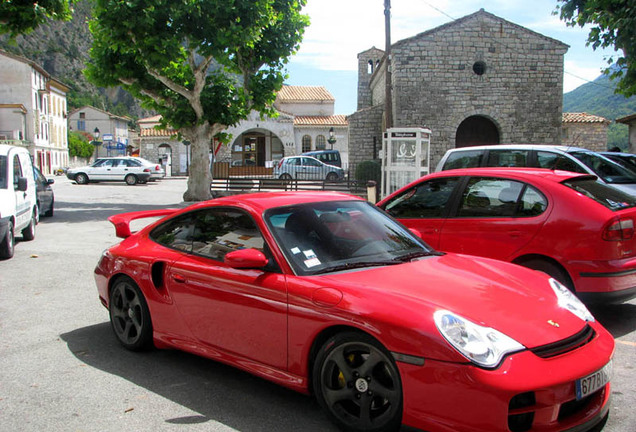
[326,172,339,181]
[109,277,153,350]
[313,332,403,432]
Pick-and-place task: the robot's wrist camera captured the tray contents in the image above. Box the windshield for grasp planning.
[0,156,7,189]
[264,200,435,275]
[569,151,636,184]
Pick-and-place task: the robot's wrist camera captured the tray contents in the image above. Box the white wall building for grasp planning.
[0,49,69,174]
[68,106,131,159]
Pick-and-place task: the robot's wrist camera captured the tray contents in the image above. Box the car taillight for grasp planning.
[603,218,634,241]
[155,165,160,171]
[143,168,151,172]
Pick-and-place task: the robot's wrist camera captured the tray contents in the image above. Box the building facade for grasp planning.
[68,106,131,159]
[349,9,569,170]
[0,50,69,175]
[561,112,610,151]
[138,85,349,176]
[617,113,636,153]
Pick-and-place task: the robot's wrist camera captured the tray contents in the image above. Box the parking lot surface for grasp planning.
[1,177,634,431]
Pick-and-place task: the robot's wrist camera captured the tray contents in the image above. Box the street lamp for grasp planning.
[92,128,101,161]
[327,127,336,148]
[182,140,191,175]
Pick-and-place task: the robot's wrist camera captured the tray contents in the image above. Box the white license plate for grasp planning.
[575,361,612,400]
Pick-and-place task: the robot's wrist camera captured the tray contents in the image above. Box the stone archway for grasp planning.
[455,116,500,148]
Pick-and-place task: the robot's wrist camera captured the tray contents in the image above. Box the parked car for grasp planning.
[600,151,636,172]
[436,144,636,196]
[66,157,152,185]
[274,155,344,181]
[96,191,613,432]
[379,167,636,304]
[301,149,342,167]
[131,157,165,180]
[33,166,54,217]
[0,144,38,259]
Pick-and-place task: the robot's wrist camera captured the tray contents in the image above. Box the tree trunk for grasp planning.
[182,124,213,202]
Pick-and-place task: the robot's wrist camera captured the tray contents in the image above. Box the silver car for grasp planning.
[274,156,344,181]
[66,157,152,185]
[436,145,636,197]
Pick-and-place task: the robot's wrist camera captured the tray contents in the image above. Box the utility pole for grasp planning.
[384,0,393,129]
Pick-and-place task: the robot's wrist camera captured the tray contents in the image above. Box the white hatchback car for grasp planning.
[66,157,152,185]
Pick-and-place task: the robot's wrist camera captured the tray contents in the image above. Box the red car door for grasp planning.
[382,176,462,249]
[163,207,288,370]
[438,176,550,260]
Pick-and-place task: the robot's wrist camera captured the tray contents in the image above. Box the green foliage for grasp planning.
[355,161,382,184]
[556,0,636,97]
[563,73,636,149]
[86,0,309,200]
[0,0,74,37]
[68,131,95,159]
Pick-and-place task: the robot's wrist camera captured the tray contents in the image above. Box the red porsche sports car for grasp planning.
[378,168,636,304]
[95,192,613,432]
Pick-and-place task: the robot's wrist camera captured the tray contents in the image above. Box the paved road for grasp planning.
[0,177,634,431]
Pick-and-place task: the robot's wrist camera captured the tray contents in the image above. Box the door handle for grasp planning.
[508,230,522,238]
[171,273,187,283]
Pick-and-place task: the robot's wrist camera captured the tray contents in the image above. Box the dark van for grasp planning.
[301,150,341,167]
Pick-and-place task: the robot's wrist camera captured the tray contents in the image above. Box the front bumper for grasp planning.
[399,322,614,432]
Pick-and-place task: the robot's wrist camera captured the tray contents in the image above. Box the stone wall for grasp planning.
[350,10,568,171]
[347,104,384,166]
[562,123,609,152]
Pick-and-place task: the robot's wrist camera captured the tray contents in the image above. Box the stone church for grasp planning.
[348,9,569,169]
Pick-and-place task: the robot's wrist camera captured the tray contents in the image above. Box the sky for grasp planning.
[284,0,618,115]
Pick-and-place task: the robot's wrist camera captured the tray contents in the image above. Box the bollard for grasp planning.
[366,180,377,204]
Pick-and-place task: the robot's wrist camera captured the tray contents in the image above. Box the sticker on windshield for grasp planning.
[303,249,317,259]
[304,257,321,268]
[291,247,301,255]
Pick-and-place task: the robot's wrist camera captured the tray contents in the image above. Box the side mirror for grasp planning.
[47,178,55,185]
[16,177,28,192]
[224,248,268,269]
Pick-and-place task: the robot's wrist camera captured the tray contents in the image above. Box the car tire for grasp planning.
[0,220,15,260]
[109,276,153,351]
[520,258,575,292]
[125,174,138,186]
[21,213,36,241]
[75,173,88,184]
[313,331,403,432]
[326,172,339,181]
[279,173,292,180]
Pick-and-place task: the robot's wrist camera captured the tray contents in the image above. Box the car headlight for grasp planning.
[549,278,595,322]
[434,310,525,368]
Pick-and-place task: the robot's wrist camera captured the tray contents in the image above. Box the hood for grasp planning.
[318,253,589,349]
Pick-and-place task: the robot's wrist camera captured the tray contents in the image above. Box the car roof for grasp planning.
[444,144,591,153]
[425,167,594,183]
[188,191,362,214]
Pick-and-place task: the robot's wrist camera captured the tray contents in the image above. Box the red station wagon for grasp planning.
[378,168,636,304]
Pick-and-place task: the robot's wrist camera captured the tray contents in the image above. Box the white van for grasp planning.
[0,145,38,259]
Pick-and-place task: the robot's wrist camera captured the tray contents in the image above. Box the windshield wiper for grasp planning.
[313,260,400,275]
[393,250,438,262]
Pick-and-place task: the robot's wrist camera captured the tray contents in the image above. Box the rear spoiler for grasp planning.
[108,209,179,238]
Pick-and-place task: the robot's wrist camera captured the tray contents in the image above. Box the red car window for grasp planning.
[457,177,546,218]
[383,177,461,218]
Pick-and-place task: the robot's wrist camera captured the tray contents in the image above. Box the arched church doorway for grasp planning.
[455,116,500,148]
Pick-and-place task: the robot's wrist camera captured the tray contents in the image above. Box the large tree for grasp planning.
[86,0,309,201]
[0,0,74,36]
[556,0,636,97]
